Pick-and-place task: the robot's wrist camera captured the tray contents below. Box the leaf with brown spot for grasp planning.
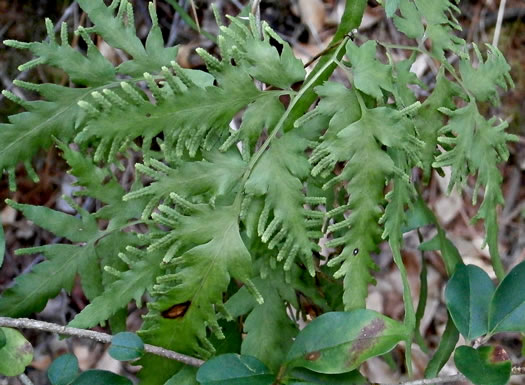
[454,345,511,385]
[0,327,34,376]
[161,301,191,319]
[285,310,409,374]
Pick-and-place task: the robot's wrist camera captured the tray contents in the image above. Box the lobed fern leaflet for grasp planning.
[245,130,325,277]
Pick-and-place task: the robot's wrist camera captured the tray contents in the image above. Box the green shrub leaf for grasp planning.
[288,367,367,384]
[164,366,198,385]
[0,329,5,349]
[445,264,495,340]
[0,327,34,376]
[196,354,274,385]
[70,370,132,385]
[489,260,525,334]
[286,310,408,374]
[454,346,511,385]
[47,354,79,385]
[109,332,145,361]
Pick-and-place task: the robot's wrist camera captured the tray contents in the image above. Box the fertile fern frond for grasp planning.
[218,15,306,89]
[414,70,463,181]
[221,93,285,160]
[0,84,92,188]
[0,0,184,184]
[459,44,514,106]
[138,201,259,361]
[74,62,262,162]
[76,0,179,76]
[245,131,325,277]
[310,84,422,309]
[69,248,163,329]
[123,150,246,221]
[433,102,518,277]
[4,19,115,86]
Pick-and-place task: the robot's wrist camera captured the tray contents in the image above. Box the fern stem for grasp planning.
[282,0,367,131]
[238,36,350,207]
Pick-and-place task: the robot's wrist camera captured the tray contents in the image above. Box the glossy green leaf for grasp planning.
[47,354,79,385]
[196,354,274,385]
[0,327,34,376]
[454,346,511,385]
[489,260,525,333]
[164,366,198,385]
[445,264,495,340]
[70,370,132,385]
[288,367,367,384]
[109,332,145,361]
[286,310,408,374]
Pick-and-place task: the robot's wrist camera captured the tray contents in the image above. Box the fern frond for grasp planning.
[69,249,163,328]
[310,86,422,309]
[434,103,517,279]
[414,70,463,182]
[0,84,93,185]
[245,131,324,277]
[459,44,514,106]
[218,16,305,89]
[345,40,394,100]
[75,63,261,161]
[4,19,115,86]
[0,201,102,316]
[76,0,178,76]
[138,203,256,362]
[123,150,246,220]
[393,0,465,59]
[220,94,285,160]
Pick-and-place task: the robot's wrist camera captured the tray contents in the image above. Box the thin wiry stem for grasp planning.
[18,374,35,385]
[0,317,204,367]
[492,0,507,48]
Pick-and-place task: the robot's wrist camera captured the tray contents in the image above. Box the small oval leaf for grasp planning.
[196,354,275,385]
[454,346,511,385]
[445,264,494,340]
[489,260,525,334]
[286,310,408,374]
[70,370,132,385]
[0,327,34,376]
[47,354,79,385]
[109,332,144,361]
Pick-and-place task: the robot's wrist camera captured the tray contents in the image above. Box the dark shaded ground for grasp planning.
[0,1,524,384]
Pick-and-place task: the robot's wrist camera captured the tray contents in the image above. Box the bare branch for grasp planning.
[0,317,204,368]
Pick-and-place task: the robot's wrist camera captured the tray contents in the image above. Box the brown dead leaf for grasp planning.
[298,0,326,43]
